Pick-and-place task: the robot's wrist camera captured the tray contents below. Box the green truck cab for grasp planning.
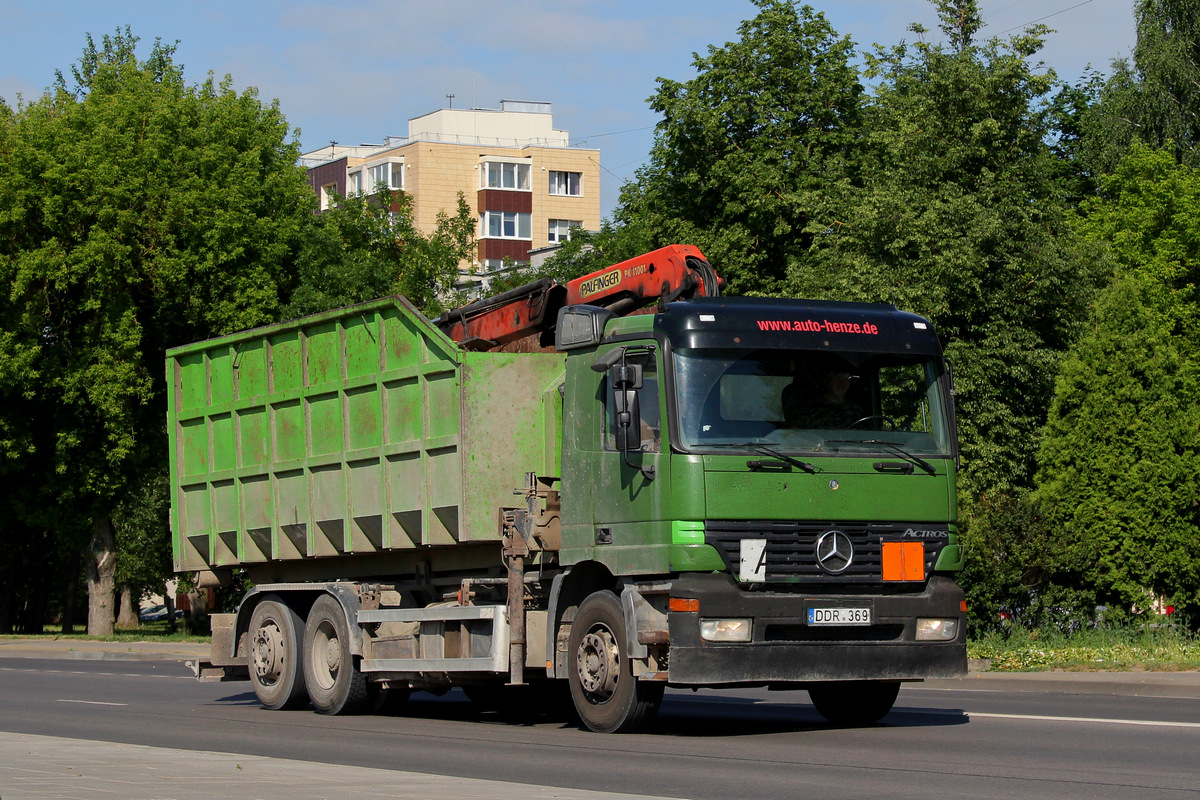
[171,286,966,734]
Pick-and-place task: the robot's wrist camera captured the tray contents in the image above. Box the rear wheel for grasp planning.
[568,591,663,733]
[808,680,900,725]
[302,594,370,715]
[247,596,308,710]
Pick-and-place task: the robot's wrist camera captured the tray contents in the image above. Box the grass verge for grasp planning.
[0,622,208,644]
[968,625,1200,671]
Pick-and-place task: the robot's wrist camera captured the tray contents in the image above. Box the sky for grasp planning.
[1,0,1137,219]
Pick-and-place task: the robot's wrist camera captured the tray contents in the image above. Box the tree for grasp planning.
[790,0,1099,500]
[0,30,315,634]
[112,467,173,628]
[284,188,476,319]
[1037,275,1200,620]
[478,221,657,298]
[615,0,864,295]
[957,491,1096,634]
[1079,0,1200,175]
[1036,144,1200,621]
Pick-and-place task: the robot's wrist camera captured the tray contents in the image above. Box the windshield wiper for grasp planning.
[826,439,937,475]
[712,441,817,474]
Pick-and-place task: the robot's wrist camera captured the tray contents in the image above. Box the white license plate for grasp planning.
[807,607,871,626]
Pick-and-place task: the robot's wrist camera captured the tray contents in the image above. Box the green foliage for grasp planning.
[1078,0,1200,174]
[0,29,316,629]
[1074,143,1200,318]
[969,623,1200,671]
[112,467,171,602]
[1037,146,1200,620]
[791,0,1099,500]
[1045,70,1109,202]
[479,222,655,297]
[285,188,476,318]
[616,0,863,295]
[0,626,209,643]
[1038,277,1200,617]
[0,29,312,498]
[958,492,1095,634]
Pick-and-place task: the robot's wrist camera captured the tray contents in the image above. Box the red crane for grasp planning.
[435,244,722,351]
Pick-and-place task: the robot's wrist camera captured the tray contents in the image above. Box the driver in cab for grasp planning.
[782,368,866,429]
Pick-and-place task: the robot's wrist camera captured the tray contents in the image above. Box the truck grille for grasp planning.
[704,520,948,585]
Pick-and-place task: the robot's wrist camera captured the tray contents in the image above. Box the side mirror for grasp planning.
[944,358,960,467]
[609,363,643,453]
[557,305,615,351]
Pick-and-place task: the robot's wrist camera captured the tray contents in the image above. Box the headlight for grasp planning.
[699,618,752,642]
[915,618,959,641]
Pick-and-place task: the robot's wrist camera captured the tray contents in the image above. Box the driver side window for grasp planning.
[603,350,660,452]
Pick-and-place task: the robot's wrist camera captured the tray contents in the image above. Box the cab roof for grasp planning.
[651,297,944,356]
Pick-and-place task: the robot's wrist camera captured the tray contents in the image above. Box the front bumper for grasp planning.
[667,573,967,686]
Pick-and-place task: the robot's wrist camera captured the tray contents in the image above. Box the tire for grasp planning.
[808,680,900,725]
[568,591,663,733]
[247,595,308,710]
[302,594,370,715]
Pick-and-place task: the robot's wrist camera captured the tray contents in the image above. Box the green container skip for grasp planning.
[167,297,564,573]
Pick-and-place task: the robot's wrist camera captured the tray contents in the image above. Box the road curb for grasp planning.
[0,640,209,663]
[5,640,1200,698]
[922,670,1200,699]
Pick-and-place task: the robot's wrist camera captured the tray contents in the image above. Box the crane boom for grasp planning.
[435,244,721,351]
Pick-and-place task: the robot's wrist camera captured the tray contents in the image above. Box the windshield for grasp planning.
[673,347,954,457]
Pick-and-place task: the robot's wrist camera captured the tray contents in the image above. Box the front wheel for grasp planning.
[247,595,308,710]
[568,591,663,733]
[808,680,900,725]
[302,594,370,715]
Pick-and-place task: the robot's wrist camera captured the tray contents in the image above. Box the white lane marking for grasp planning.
[972,711,1200,729]
[1,667,188,679]
[55,699,128,707]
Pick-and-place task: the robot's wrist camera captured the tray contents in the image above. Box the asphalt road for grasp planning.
[2,657,1199,800]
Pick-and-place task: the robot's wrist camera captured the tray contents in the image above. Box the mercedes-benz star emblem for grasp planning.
[815,530,853,575]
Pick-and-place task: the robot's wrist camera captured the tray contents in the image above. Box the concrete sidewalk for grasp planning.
[0,731,684,800]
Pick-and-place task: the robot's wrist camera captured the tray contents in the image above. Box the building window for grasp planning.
[548,219,582,243]
[549,170,582,196]
[348,171,362,195]
[482,161,531,191]
[366,161,403,192]
[319,183,338,211]
[482,211,532,240]
[483,258,528,272]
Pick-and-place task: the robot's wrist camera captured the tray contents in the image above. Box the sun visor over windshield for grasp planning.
[654,297,943,356]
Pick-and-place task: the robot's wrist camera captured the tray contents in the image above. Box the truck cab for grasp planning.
[550,297,966,728]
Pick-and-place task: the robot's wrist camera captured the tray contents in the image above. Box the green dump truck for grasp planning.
[170,245,966,733]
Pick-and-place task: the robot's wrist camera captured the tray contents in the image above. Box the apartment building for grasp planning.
[301,100,600,293]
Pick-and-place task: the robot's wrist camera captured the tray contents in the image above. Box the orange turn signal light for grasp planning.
[669,597,700,613]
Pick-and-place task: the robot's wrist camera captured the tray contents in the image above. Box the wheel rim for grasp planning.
[309,619,340,692]
[576,623,620,703]
[251,620,285,686]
